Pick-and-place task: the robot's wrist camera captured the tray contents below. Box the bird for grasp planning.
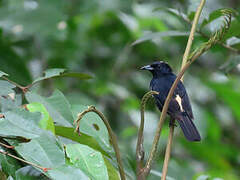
[140,61,201,141]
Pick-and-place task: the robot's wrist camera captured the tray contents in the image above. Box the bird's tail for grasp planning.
[176,113,201,141]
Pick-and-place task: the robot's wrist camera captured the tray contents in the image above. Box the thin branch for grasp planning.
[161,119,175,180]
[74,106,126,180]
[1,76,27,92]
[0,142,14,149]
[0,150,51,172]
[136,91,159,179]
[181,0,206,71]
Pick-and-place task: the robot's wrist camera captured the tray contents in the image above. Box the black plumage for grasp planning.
[141,61,201,141]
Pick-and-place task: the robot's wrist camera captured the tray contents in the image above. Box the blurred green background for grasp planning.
[0,0,240,179]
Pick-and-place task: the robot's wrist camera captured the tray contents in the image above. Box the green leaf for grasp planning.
[0,71,8,78]
[26,90,74,127]
[66,144,109,180]
[200,9,224,28]
[71,105,113,154]
[15,133,65,168]
[60,72,92,79]
[32,69,92,84]
[0,80,16,96]
[219,55,240,73]
[0,147,21,178]
[47,165,89,180]
[0,109,42,139]
[27,103,55,134]
[132,31,190,45]
[55,126,110,157]
[0,94,22,112]
[15,166,44,180]
[32,68,65,84]
[103,157,120,180]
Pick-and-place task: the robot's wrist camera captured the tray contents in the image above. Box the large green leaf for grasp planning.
[15,166,44,180]
[0,80,16,96]
[103,157,120,180]
[27,103,55,134]
[26,90,74,127]
[0,94,22,112]
[66,144,109,180]
[0,109,42,139]
[15,133,65,168]
[55,126,109,157]
[47,165,89,180]
[32,68,92,84]
[71,105,113,154]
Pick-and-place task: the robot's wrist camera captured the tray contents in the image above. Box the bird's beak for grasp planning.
[140,65,153,70]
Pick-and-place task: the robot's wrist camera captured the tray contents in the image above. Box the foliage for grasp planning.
[0,0,240,179]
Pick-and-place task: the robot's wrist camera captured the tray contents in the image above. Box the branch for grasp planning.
[136,91,159,179]
[181,0,206,70]
[74,106,126,180]
[161,1,206,179]
[0,150,51,172]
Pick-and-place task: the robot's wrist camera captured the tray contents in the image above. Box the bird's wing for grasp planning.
[173,81,194,119]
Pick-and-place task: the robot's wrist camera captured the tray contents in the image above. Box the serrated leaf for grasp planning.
[72,105,113,154]
[15,133,65,168]
[27,103,55,134]
[0,109,42,139]
[55,126,110,158]
[26,90,74,127]
[47,165,89,180]
[0,71,8,78]
[32,69,92,84]
[66,144,109,180]
[132,31,190,45]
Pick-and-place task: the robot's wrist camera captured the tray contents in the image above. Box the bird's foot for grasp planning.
[169,119,177,127]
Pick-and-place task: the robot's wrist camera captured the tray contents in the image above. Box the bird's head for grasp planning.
[140,61,172,77]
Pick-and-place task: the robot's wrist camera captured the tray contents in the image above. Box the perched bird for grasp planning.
[140,61,201,141]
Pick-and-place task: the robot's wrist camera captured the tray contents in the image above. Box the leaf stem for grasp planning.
[0,150,51,172]
[74,106,126,180]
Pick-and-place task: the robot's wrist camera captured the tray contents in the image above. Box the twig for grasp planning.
[161,1,206,179]
[181,0,206,71]
[0,142,14,149]
[0,150,51,172]
[136,91,159,179]
[161,119,175,180]
[74,106,126,180]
